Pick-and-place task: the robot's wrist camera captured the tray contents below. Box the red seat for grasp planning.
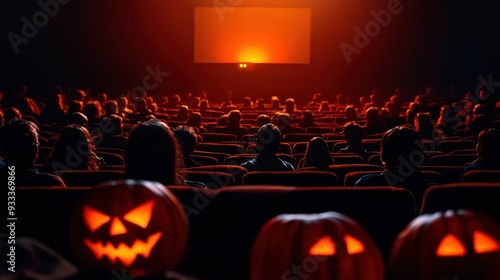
[437,140,475,153]
[184,165,247,184]
[192,150,231,164]
[184,170,235,188]
[428,154,477,166]
[242,171,339,186]
[419,166,464,183]
[344,170,443,186]
[52,170,124,187]
[195,143,245,155]
[282,133,318,142]
[200,133,237,142]
[462,170,500,182]
[189,155,218,166]
[297,164,384,185]
[224,154,297,169]
[420,183,500,222]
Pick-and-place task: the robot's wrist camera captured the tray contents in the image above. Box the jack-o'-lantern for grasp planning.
[390,209,500,280]
[70,179,189,276]
[250,211,384,280]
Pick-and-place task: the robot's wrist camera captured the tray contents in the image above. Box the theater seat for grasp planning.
[184,165,247,184]
[53,170,124,187]
[428,154,477,166]
[242,171,339,186]
[437,140,475,154]
[195,143,245,155]
[344,170,443,186]
[420,183,500,223]
[187,186,417,279]
[223,154,297,168]
[200,133,237,142]
[462,170,500,182]
[419,166,465,183]
[189,155,218,166]
[297,164,383,185]
[184,171,235,188]
[192,150,231,164]
[96,151,125,166]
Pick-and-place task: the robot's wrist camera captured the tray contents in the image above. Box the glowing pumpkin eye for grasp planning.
[436,234,466,257]
[344,234,365,254]
[473,230,500,254]
[83,205,111,232]
[123,200,155,228]
[309,236,336,256]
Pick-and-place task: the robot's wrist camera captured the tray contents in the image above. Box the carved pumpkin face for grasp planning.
[70,180,189,276]
[251,211,384,280]
[390,209,500,280]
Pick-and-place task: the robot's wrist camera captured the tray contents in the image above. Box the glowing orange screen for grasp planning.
[194,7,311,64]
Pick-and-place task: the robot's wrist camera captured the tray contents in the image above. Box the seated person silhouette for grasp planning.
[355,126,436,208]
[95,114,128,150]
[303,137,334,169]
[124,119,205,187]
[174,126,202,168]
[339,122,368,159]
[0,120,65,187]
[213,110,248,140]
[240,123,294,172]
[464,128,500,173]
[39,125,101,173]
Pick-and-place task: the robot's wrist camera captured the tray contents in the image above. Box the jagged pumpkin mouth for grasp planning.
[83,231,163,266]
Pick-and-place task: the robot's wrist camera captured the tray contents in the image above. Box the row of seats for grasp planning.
[16,183,500,279]
[44,167,499,188]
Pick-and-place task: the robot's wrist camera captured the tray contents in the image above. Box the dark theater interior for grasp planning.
[1,0,500,279]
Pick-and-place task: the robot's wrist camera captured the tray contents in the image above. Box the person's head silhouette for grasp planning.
[125,119,183,185]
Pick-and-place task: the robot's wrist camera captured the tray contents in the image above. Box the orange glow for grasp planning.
[194,7,311,64]
[83,205,111,232]
[344,235,365,254]
[236,46,269,64]
[109,217,127,236]
[123,200,155,229]
[436,234,466,257]
[83,231,163,266]
[309,236,336,256]
[473,231,500,254]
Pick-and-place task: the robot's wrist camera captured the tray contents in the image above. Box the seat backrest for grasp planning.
[419,165,464,184]
[53,170,124,187]
[200,133,237,142]
[282,133,318,142]
[195,143,245,155]
[437,140,475,153]
[462,170,500,182]
[421,183,500,223]
[192,150,231,164]
[344,170,443,186]
[242,171,339,186]
[191,186,417,279]
[184,170,235,188]
[96,151,125,166]
[304,127,333,134]
[428,154,477,166]
[298,164,384,185]
[332,141,380,152]
[189,155,218,166]
[184,165,247,184]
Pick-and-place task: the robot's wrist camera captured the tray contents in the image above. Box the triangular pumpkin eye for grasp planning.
[309,236,336,256]
[473,230,500,254]
[436,234,466,256]
[123,200,155,228]
[344,234,365,254]
[83,205,111,232]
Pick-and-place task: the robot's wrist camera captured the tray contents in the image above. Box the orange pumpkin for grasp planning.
[390,209,500,280]
[251,211,384,280]
[70,179,189,276]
